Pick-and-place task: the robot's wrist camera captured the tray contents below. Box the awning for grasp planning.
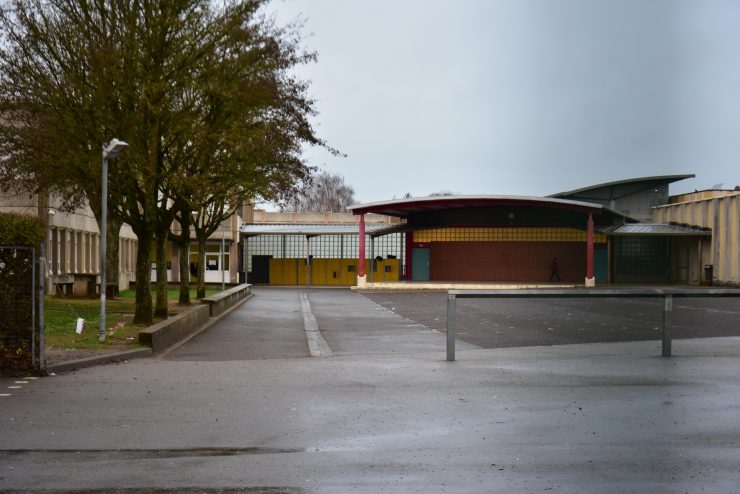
[240,223,400,238]
[601,223,711,236]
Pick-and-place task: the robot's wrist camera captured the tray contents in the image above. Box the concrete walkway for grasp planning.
[166,288,309,361]
[165,288,478,361]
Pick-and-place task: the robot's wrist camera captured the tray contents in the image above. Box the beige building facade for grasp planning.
[653,191,740,286]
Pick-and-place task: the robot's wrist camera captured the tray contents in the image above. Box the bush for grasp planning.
[0,212,44,247]
[0,212,43,375]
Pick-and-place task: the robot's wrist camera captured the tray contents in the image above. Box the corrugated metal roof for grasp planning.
[602,223,711,236]
[240,223,398,237]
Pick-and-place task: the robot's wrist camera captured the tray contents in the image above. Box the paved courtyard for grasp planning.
[3,287,740,493]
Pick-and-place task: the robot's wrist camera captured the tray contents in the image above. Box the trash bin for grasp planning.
[703,265,713,285]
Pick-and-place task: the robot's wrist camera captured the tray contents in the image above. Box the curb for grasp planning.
[46,347,153,374]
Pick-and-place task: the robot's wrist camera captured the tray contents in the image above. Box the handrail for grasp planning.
[446,288,740,361]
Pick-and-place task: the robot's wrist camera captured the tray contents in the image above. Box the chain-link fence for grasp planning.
[0,246,44,375]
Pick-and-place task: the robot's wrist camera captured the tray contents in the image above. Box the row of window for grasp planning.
[414,227,607,243]
[244,233,405,272]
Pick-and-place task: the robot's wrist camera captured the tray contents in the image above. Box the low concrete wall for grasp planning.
[201,283,252,317]
[137,284,252,354]
[138,305,210,354]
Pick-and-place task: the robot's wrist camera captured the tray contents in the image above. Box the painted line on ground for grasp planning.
[300,292,334,358]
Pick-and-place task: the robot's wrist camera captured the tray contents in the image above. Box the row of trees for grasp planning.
[0,0,335,323]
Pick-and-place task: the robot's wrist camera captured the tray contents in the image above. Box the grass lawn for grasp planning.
[45,288,220,350]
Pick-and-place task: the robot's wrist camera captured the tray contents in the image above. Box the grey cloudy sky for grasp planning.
[268,0,740,204]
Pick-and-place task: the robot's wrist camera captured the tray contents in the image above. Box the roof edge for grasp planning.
[348,195,606,216]
[548,174,695,198]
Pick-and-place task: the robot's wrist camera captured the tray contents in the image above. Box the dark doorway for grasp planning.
[251,255,272,284]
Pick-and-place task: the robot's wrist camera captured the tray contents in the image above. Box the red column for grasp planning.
[358,214,366,278]
[586,211,594,284]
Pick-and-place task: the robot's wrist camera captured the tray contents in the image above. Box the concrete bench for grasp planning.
[138,305,210,354]
[201,283,252,317]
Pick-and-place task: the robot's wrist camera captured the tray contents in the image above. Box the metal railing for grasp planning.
[446,288,740,361]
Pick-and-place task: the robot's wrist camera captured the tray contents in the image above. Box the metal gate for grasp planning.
[0,245,45,375]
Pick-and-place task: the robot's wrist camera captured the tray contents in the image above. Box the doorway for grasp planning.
[411,248,430,281]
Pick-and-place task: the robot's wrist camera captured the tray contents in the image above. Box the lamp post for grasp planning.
[99,138,128,342]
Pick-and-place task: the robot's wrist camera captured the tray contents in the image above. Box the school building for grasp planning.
[242,174,738,287]
[3,174,738,292]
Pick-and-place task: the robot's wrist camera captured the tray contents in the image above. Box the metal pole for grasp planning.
[447,293,457,361]
[99,155,108,342]
[38,243,46,369]
[244,235,249,284]
[306,236,312,287]
[31,247,36,368]
[370,237,375,282]
[662,294,673,357]
[358,214,366,278]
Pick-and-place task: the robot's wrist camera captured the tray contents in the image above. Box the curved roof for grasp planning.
[548,174,695,199]
[348,195,610,218]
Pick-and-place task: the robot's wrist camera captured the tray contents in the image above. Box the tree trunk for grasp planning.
[178,240,191,305]
[132,229,153,324]
[197,235,207,299]
[154,228,168,318]
[107,216,123,290]
[177,214,191,305]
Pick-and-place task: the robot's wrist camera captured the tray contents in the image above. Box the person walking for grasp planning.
[549,257,561,282]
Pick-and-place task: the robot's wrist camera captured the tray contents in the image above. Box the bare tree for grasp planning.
[284,171,355,212]
[429,190,459,197]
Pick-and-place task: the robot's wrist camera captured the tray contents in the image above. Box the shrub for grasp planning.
[0,212,44,247]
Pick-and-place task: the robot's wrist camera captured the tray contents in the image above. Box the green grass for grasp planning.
[44,287,221,350]
[45,296,144,350]
[118,288,220,299]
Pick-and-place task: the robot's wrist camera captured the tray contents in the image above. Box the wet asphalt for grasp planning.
[363,291,740,349]
[3,287,740,493]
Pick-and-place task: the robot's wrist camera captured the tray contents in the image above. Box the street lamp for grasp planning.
[99,138,128,342]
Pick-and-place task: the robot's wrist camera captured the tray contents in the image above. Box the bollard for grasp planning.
[662,295,673,357]
[447,294,456,361]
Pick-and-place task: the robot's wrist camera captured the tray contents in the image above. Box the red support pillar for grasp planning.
[586,211,595,286]
[358,214,366,284]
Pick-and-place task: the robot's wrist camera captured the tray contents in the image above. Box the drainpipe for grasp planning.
[358,214,367,287]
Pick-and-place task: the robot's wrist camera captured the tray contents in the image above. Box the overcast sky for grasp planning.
[267,0,740,205]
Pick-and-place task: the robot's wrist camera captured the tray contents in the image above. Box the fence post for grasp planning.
[447,293,456,362]
[662,295,673,357]
[31,247,36,368]
[38,243,46,370]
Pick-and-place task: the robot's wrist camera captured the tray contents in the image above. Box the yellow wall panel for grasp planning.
[266,258,398,286]
[414,227,605,243]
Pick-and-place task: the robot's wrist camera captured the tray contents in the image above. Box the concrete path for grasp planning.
[166,288,309,361]
[307,289,478,356]
[166,288,476,361]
